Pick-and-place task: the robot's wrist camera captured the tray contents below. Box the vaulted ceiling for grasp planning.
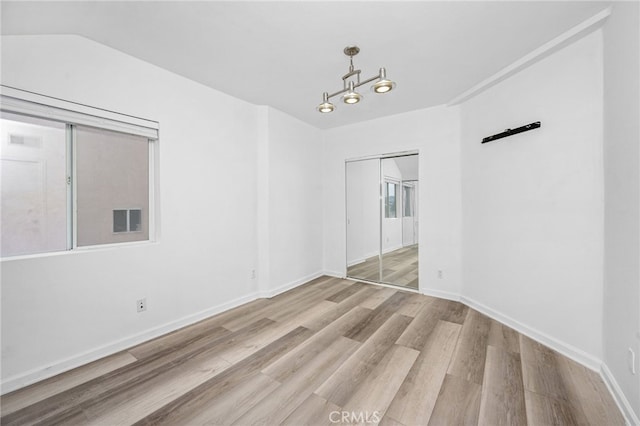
[1,1,610,128]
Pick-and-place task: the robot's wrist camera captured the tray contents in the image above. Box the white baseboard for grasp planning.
[347,259,364,267]
[347,245,406,267]
[2,271,329,395]
[382,244,404,254]
[0,291,260,395]
[257,270,324,299]
[461,296,602,371]
[323,270,345,279]
[420,287,461,302]
[347,250,378,267]
[6,270,636,426]
[601,363,640,426]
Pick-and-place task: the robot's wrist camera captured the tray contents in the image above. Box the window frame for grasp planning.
[1,87,159,260]
[384,179,399,219]
[403,183,415,218]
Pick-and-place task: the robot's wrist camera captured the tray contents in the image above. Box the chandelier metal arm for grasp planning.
[342,69,361,81]
[326,72,383,100]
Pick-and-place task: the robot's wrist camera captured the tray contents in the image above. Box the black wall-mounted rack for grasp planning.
[482,121,541,144]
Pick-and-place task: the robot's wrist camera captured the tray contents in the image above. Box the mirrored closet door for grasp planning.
[346,153,419,289]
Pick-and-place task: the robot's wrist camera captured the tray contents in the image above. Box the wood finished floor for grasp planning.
[1,276,624,426]
[348,246,419,289]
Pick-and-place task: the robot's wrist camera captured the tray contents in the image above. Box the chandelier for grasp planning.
[317,46,396,113]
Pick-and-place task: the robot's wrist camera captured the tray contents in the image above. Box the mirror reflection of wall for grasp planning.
[346,153,419,290]
[346,159,381,282]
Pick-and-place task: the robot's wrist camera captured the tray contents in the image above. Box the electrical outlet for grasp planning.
[629,348,636,375]
[137,298,147,313]
[251,269,256,279]
[437,270,443,279]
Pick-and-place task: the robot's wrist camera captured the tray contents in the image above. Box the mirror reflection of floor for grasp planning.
[347,245,419,289]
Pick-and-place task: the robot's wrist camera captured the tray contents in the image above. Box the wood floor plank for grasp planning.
[181,372,281,425]
[232,336,360,426]
[395,293,432,317]
[134,326,313,425]
[316,314,413,407]
[263,306,371,382]
[350,246,419,289]
[386,320,461,425]
[437,299,469,324]
[519,333,557,366]
[477,346,527,426]
[395,300,445,351]
[519,334,595,425]
[555,356,625,425]
[0,351,137,416]
[428,374,482,426]
[325,281,368,303]
[359,287,397,310]
[267,299,336,329]
[301,287,378,331]
[0,324,236,426]
[281,393,342,426]
[9,318,280,426]
[80,353,232,425]
[213,315,313,365]
[341,344,419,423]
[520,336,572,402]
[524,390,589,426]
[1,276,625,426]
[379,415,406,426]
[447,309,492,384]
[487,318,521,354]
[221,277,343,331]
[348,258,381,282]
[521,359,573,402]
[265,293,339,324]
[128,299,270,361]
[344,291,413,342]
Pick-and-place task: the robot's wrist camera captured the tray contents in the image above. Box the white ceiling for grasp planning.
[392,155,419,181]
[1,1,610,129]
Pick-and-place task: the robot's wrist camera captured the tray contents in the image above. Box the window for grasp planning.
[1,114,68,257]
[403,185,414,217]
[113,209,142,233]
[76,126,149,246]
[1,92,158,258]
[385,181,398,218]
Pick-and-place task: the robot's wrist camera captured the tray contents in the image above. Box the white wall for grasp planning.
[0,35,263,390]
[261,107,324,293]
[602,2,640,421]
[346,159,380,265]
[0,35,328,392]
[322,106,462,299]
[460,31,604,364]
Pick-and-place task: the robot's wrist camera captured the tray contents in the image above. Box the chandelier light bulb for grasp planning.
[343,81,362,105]
[317,92,335,113]
[372,68,396,93]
